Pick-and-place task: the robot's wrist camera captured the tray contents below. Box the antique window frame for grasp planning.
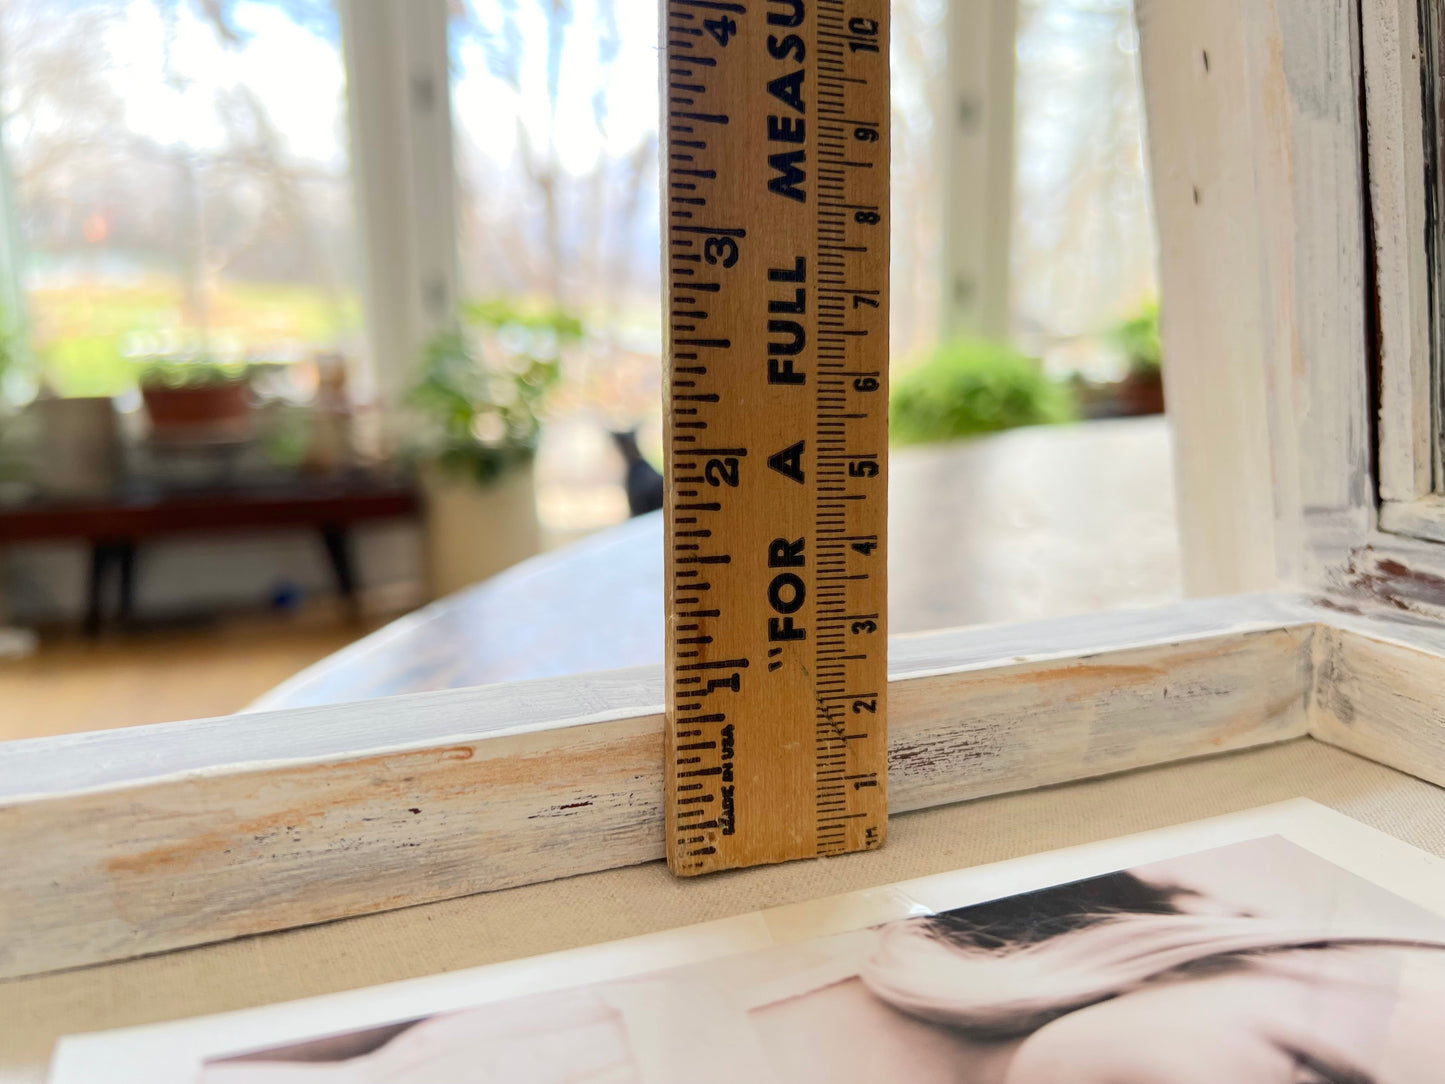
[9,0,1445,985]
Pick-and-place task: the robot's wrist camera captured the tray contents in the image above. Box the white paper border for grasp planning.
[48,800,1445,1083]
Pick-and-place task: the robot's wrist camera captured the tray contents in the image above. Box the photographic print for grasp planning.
[47,802,1445,1083]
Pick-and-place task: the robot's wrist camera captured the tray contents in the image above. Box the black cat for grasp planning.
[611,429,665,516]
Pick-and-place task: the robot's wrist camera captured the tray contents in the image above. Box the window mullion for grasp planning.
[339,0,459,424]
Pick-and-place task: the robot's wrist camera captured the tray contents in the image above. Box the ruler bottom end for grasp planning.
[664,826,888,878]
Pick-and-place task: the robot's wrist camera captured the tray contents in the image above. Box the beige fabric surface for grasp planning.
[6,736,1445,1083]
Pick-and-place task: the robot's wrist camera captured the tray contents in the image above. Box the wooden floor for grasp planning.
[0,611,388,742]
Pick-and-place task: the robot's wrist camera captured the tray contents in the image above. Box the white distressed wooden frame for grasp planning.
[1363,0,1445,558]
[1365,0,1435,505]
[1141,0,1374,599]
[10,0,1445,994]
[1364,0,1445,555]
[7,597,1445,980]
[1145,0,1445,616]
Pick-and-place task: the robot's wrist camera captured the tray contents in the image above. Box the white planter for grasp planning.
[34,397,120,497]
[421,460,541,599]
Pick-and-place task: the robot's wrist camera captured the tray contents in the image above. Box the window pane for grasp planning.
[0,0,361,398]
[891,0,948,363]
[450,0,950,541]
[450,0,660,539]
[1013,0,1157,378]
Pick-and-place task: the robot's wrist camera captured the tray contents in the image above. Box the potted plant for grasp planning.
[1110,301,1165,416]
[410,301,577,597]
[137,357,253,442]
[889,338,1076,445]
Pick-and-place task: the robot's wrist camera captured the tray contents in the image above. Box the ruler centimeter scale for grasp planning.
[663,0,889,875]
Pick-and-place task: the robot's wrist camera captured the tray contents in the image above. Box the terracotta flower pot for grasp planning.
[1119,370,1166,416]
[142,381,253,441]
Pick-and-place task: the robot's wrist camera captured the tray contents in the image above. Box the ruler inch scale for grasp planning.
[663,0,889,875]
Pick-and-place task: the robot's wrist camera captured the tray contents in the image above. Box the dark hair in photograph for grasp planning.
[862,869,1445,1039]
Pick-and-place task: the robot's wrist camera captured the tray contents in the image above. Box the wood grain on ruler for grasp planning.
[663,0,889,875]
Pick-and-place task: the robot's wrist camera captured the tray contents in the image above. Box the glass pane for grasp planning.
[450,0,660,540]
[891,0,948,363]
[0,0,361,399]
[1013,0,1156,381]
[450,0,950,543]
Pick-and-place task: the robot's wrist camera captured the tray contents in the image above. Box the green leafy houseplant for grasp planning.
[136,356,250,388]
[1110,300,1162,377]
[1108,300,1165,415]
[890,339,1076,445]
[409,301,577,485]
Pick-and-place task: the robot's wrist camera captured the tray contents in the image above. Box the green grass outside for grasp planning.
[26,278,363,397]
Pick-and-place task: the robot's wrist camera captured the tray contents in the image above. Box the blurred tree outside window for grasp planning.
[1011,0,1157,381]
[448,0,953,542]
[0,0,1159,486]
[0,0,362,402]
[890,0,948,365]
[449,0,658,538]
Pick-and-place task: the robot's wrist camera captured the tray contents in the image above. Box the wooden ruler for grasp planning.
[663,0,889,875]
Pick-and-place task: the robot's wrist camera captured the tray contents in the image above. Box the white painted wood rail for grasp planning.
[15,593,1445,983]
[1,594,1319,980]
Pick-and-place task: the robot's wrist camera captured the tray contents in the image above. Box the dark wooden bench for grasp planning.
[0,479,419,632]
